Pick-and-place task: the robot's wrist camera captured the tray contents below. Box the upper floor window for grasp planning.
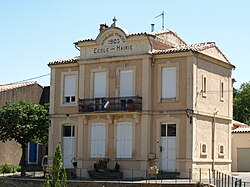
[202,75,207,97]
[161,67,176,99]
[63,74,76,103]
[220,81,224,101]
[119,70,133,97]
[94,72,107,98]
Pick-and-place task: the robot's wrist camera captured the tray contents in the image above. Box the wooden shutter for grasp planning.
[94,72,106,97]
[119,70,133,97]
[116,122,132,158]
[64,75,76,97]
[162,67,176,99]
[91,123,106,157]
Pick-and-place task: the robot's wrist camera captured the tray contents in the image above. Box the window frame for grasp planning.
[60,71,78,106]
[116,122,133,158]
[220,81,224,102]
[90,122,106,158]
[200,143,207,156]
[202,75,207,98]
[158,62,179,102]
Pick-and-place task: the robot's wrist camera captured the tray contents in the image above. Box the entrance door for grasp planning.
[63,126,75,168]
[160,124,176,171]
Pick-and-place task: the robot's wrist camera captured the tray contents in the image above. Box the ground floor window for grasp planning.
[116,122,133,158]
[90,123,106,158]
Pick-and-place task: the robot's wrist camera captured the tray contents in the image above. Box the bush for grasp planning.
[0,163,20,173]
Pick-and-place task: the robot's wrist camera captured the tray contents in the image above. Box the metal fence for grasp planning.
[1,168,250,187]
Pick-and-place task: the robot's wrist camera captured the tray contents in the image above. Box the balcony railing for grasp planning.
[79,96,142,113]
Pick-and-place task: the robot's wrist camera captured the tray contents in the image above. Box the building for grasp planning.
[231,122,250,172]
[48,18,235,179]
[0,81,49,170]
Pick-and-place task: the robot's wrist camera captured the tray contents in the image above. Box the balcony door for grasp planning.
[94,72,106,110]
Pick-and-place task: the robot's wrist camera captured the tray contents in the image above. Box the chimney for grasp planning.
[99,24,108,32]
[151,23,155,32]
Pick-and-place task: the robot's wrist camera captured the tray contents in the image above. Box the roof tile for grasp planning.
[0,81,38,92]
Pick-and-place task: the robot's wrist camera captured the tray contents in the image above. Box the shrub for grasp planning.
[0,163,20,173]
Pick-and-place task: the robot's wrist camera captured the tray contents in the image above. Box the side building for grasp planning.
[0,81,49,171]
[48,19,234,179]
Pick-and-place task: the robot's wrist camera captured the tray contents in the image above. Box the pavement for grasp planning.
[231,172,250,182]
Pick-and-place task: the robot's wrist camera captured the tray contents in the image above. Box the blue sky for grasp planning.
[0,0,249,89]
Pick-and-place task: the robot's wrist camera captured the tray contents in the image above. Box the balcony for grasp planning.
[79,96,142,113]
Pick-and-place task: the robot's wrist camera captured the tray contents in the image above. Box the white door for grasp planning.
[160,124,176,171]
[63,126,75,168]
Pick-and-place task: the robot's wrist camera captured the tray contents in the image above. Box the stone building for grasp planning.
[0,81,49,170]
[48,19,234,178]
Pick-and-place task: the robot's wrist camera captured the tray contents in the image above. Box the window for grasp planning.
[162,67,176,99]
[202,75,207,97]
[94,72,107,98]
[63,75,76,103]
[219,144,224,156]
[116,122,133,158]
[63,126,75,137]
[161,124,176,137]
[119,70,133,97]
[220,81,224,101]
[200,143,207,156]
[91,123,106,157]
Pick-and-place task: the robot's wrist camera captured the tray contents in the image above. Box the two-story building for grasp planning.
[48,18,235,179]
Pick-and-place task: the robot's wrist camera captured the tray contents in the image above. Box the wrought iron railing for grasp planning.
[79,96,142,113]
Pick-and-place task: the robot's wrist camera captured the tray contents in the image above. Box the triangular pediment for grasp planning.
[200,46,230,63]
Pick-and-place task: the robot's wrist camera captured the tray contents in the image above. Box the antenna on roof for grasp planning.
[155,11,165,30]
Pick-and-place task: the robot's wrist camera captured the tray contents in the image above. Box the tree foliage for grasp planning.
[0,100,49,177]
[44,144,67,187]
[233,82,250,125]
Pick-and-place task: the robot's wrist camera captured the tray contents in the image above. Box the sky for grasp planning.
[0,0,249,89]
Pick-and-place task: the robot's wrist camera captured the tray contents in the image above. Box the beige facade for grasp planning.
[48,19,234,179]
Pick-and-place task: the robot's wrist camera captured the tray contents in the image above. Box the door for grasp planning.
[160,124,176,171]
[237,148,250,171]
[63,126,75,168]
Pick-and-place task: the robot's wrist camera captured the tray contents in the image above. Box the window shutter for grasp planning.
[94,72,106,97]
[91,123,106,157]
[116,122,132,158]
[64,75,76,97]
[162,67,176,99]
[120,70,133,97]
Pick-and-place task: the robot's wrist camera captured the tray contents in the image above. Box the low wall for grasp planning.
[0,177,197,187]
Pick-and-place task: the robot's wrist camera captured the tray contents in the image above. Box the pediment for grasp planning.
[200,46,229,63]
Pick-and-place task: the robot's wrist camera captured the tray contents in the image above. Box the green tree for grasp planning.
[233,82,250,125]
[0,101,49,177]
[44,144,67,187]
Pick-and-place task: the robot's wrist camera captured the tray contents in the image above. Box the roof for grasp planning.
[153,42,231,64]
[232,126,250,133]
[48,56,79,66]
[0,81,40,92]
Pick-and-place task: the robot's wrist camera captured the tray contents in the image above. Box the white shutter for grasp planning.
[119,70,133,97]
[116,122,132,158]
[94,72,106,97]
[91,123,106,157]
[64,75,76,97]
[116,124,124,157]
[162,67,176,99]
